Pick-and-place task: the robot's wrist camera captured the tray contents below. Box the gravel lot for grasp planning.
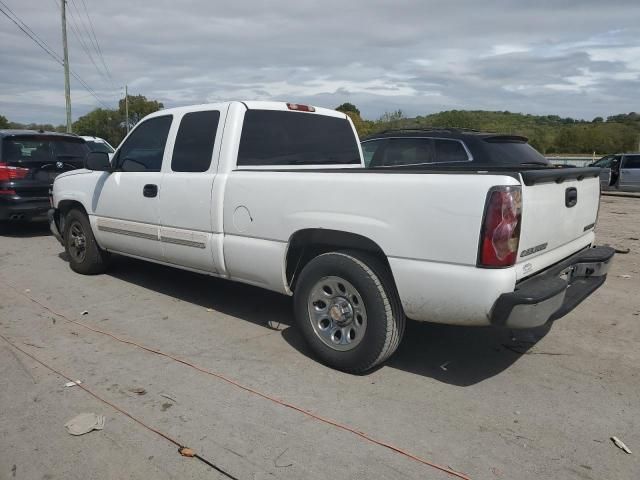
[1,194,638,480]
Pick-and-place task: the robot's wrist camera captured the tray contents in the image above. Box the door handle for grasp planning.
[143,184,158,198]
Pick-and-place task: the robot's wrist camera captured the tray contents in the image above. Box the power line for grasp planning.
[0,1,62,65]
[68,0,104,77]
[78,0,113,83]
[53,0,109,86]
[0,0,112,110]
[66,3,104,78]
[70,71,111,110]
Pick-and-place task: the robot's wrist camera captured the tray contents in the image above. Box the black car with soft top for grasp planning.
[0,130,88,222]
[361,127,552,169]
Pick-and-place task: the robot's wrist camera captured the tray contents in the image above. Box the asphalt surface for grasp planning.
[1,195,638,480]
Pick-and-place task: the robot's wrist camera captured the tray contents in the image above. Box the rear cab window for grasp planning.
[237,110,361,167]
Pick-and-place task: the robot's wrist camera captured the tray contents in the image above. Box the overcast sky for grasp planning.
[1,0,639,124]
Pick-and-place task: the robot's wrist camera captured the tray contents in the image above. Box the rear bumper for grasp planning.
[0,195,50,221]
[490,246,615,328]
[48,208,64,245]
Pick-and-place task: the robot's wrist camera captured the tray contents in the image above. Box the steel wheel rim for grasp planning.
[68,220,87,263]
[307,276,367,352]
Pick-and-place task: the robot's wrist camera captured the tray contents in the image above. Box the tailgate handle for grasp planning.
[565,187,577,208]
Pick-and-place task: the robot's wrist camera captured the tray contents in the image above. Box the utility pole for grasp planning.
[125,84,130,134]
[60,0,72,133]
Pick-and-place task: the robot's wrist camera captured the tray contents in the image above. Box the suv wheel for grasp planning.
[293,250,405,373]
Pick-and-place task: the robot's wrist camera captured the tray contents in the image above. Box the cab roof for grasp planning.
[143,101,347,120]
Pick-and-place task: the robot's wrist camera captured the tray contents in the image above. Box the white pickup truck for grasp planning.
[49,101,614,373]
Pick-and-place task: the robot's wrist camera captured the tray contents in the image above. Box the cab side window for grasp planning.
[116,115,173,172]
[171,111,220,172]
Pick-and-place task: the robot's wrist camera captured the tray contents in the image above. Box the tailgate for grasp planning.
[516,168,601,278]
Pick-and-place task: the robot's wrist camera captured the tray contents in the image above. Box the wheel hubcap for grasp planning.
[307,276,367,351]
[69,221,87,262]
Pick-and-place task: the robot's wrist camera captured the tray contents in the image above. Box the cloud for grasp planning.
[0,0,638,124]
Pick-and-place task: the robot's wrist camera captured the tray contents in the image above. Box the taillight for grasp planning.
[478,186,522,268]
[0,162,29,181]
[287,103,315,112]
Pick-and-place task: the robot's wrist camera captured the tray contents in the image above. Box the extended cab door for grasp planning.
[619,155,640,192]
[158,107,227,273]
[91,115,173,260]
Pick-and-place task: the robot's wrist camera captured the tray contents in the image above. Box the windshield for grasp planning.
[86,140,114,154]
[592,156,614,168]
[2,136,89,163]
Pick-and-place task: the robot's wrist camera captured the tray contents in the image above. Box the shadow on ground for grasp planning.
[66,254,550,386]
[383,320,550,386]
[106,256,294,330]
[0,221,51,238]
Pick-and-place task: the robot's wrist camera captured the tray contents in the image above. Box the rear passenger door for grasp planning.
[619,155,640,192]
[158,107,227,273]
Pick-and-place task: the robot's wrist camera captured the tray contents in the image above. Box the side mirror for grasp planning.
[85,152,111,171]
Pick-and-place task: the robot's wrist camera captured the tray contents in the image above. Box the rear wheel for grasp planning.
[293,251,405,373]
[64,209,109,275]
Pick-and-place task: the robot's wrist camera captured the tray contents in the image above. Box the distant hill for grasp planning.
[339,106,640,155]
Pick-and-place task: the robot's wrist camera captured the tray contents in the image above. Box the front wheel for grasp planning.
[293,251,405,373]
[64,209,110,275]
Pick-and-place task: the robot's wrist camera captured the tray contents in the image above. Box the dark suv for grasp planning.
[0,130,88,222]
[361,128,550,169]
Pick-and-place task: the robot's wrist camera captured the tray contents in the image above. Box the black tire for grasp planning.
[64,208,110,275]
[293,250,405,373]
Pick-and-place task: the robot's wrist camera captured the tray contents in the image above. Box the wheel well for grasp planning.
[57,200,87,235]
[286,229,390,290]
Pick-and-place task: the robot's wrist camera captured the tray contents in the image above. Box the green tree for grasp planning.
[373,109,407,132]
[72,94,165,146]
[606,112,640,124]
[379,109,405,124]
[73,108,124,147]
[119,94,164,129]
[335,103,360,116]
[334,103,375,137]
[0,114,8,129]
